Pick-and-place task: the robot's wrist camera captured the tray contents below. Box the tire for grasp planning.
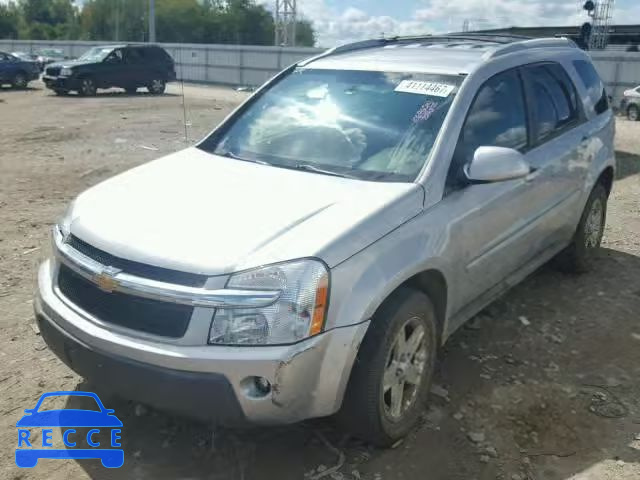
[12,72,28,89]
[78,77,97,96]
[53,89,66,96]
[628,104,639,121]
[556,183,608,273]
[147,78,166,95]
[338,287,438,447]
[125,87,138,95]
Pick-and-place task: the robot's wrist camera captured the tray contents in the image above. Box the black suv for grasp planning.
[43,44,176,96]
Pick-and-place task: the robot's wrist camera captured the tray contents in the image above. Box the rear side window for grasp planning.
[124,48,144,64]
[145,47,171,63]
[524,63,579,143]
[448,68,528,188]
[573,60,609,115]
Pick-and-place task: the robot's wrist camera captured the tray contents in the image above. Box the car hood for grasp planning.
[68,148,424,275]
[16,410,122,427]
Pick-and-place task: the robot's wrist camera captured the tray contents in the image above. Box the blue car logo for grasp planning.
[15,391,123,468]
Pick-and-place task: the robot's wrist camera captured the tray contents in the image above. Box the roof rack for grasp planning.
[298,34,576,67]
[487,37,578,58]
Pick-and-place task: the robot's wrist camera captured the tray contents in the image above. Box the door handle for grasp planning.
[525,168,540,183]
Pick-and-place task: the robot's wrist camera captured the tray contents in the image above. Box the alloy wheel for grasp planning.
[584,197,604,248]
[381,317,428,421]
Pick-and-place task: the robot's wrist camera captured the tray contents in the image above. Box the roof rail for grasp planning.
[298,34,528,66]
[298,34,576,68]
[487,37,578,58]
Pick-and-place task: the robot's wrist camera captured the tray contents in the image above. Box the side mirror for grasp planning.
[465,146,530,183]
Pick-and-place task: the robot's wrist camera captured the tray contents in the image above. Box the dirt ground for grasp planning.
[1,81,639,480]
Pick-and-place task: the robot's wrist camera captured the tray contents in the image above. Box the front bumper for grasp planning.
[36,260,369,425]
[42,75,80,91]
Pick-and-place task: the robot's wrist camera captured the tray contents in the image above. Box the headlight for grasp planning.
[60,67,73,77]
[209,259,329,345]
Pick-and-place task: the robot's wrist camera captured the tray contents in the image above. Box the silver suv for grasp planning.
[36,35,615,446]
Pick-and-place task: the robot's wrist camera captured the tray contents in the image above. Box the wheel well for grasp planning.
[403,269,448,340]
[597,166,614,197]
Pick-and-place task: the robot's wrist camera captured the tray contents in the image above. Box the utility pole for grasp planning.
[149,0,156,43]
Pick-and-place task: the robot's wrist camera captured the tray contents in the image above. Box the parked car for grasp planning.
[42,44,176,96]
[35,48,68,71]
[35,35,615,446]
[0,51,40,89]
[620,85,640,120]
[11,51,39,62]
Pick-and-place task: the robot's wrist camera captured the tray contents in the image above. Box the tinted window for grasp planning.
[573,60,609,115]
[448,69,527,188]
[526,64,579,142]
[124,48,144,64]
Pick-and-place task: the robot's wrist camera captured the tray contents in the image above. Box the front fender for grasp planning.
[326,211,451,332]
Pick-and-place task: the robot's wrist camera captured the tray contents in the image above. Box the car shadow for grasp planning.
[0,86,40,92]
[50,90,180,99]
[71,248,640,480]
[615,150,640,180]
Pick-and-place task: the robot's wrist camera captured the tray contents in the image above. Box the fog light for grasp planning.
[240,376,272,398]
[255,377,271,395]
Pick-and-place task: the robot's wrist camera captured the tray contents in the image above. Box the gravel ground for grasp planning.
[1,81,639,480]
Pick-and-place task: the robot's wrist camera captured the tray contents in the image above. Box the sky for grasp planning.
[266,0,640,47]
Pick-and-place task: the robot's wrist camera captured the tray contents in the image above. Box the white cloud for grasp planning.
[414,0,583,31]
[269,0,428,47]
[284,0,640,47]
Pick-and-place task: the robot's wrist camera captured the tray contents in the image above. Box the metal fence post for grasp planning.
[239,48,245,86]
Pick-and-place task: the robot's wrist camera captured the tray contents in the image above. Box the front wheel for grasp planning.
[556,183,608,273]
[12,72,28,89]
[338,287,438,447]
[147,79,166,95]
[628,105,639,121]
[78,77,97,96]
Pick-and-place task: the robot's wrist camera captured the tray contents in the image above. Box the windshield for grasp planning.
[78,47,114,62]
[200,68,461,182]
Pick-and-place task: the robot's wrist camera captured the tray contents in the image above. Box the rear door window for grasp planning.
[572,60,609,115]
[523,63,579,144]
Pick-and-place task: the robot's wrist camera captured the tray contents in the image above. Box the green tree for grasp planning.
[295,19,316,47]
[0,4,20,39]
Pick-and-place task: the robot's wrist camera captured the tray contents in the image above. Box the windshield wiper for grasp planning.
[291,163,359,179]
[219,150,271,166]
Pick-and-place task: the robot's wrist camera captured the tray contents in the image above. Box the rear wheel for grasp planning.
[628,104,639,121]
[556,183,608,273]
[78,77,97,96]
[338,287,438,447]
[12,72,28,89]
[53,89,66,96]
[125,86,138,95]
[147,78,166,95]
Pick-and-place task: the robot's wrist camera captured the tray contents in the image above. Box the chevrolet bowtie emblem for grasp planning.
[93,267,122,293]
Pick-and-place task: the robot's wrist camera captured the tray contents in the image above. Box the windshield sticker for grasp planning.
[395,80,455,97]
[412,101,439,123]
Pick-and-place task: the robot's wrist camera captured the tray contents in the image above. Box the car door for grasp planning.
[439,67,575,324]
[122,47,146,87]
[0,52,14,82]
[519,62,586,246]
[100,48,125,88]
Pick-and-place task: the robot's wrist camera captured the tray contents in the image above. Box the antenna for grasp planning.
[275,0,297,46]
